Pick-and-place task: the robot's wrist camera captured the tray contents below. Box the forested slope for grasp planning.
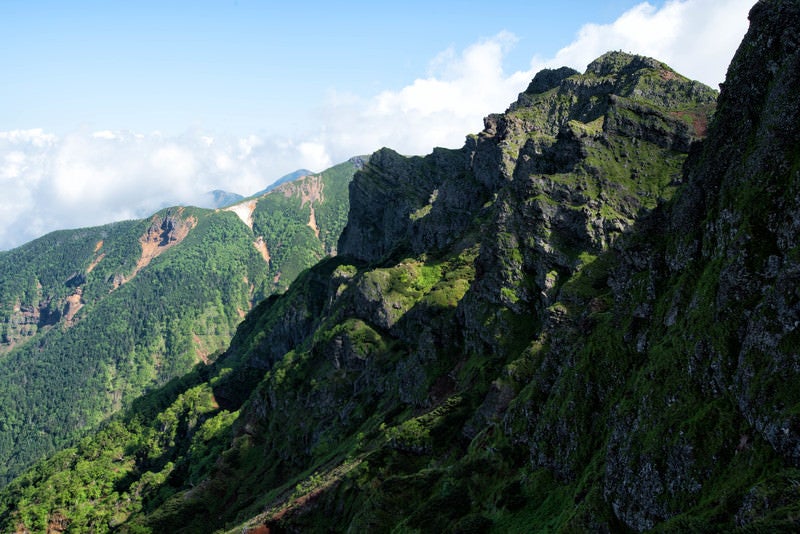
[0,158,361,486]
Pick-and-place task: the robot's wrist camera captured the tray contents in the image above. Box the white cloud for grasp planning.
[533,0,752,89]
[0,129,329,250]
[297,141,333,172]
[91,130,119,140]
[311,33,533,162]
[0,0,752,251]
[309,0,750,165]
[0,129,57,147]
[150,144,198,181]
[1,151,27,179]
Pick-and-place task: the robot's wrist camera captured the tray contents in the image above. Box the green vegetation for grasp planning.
[0,209,248,483]
[0,362,235,533]
[251,158,362,294]
[0,159,360,487]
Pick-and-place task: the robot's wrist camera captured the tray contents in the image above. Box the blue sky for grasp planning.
[2,0,665,136]
[0,0,753,250]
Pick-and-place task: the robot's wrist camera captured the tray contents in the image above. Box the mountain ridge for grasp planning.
[2,46,719,532]
[200,169,322,210]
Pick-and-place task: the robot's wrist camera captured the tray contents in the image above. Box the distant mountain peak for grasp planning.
[585,50,667,77]
[254,168,314,197]
[347,155,368,169]
[204,189,244,209]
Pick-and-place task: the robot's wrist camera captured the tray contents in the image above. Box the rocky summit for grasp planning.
[2,1,800,532]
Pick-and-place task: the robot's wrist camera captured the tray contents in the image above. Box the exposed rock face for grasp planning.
[143,211,194,248]
[261,9,796,528]
[503,1,800,530]
[601,3,800,528]
[132,210,196,277]
[340,51,714,269]
[340,51,717,371]
[1,274,87,352]
[224,199,258,229]
[338,147,478,263]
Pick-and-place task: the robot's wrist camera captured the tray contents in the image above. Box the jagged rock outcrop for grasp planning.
[338,147,478,263]
[181,50,719,533]
[503,1,800,530]
[98,49,722,533]
[597,2,800,528]
[340,51,713,273]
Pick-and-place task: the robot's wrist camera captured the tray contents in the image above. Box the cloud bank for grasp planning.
[0,0,751,250]
[0,129,332,249]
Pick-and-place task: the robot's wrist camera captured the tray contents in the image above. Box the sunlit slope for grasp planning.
[0,158,361,485]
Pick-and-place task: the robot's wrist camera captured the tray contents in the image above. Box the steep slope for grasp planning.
[0,158,360,487]
[572,1,800,527]
[247,157,367,293]
[185,3,800,527]
[240,51,718,532]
